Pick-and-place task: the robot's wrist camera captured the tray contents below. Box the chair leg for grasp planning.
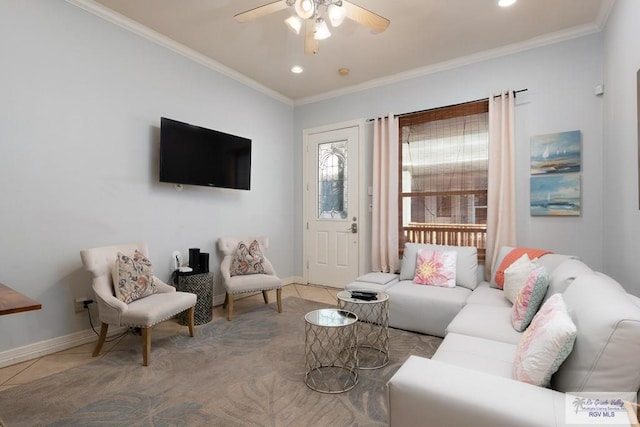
[227,293,234,321]
[187,306,195,337]
[262,290,269,304]
[276,288,282,313]
[92,322,109,357]
[142,326,152,366]
[223,292,228,309]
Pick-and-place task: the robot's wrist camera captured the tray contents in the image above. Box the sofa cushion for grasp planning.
[543,258,592,303]
[503,254,539,304]
[354,272,398,285]
[513,294,577,387]
[552,273,640,393]
[536,253,579,276]
[511,266,550,332]
[445,304,522,345]
[413,249,457,287]
[433,333,517,379]
[345,279,398,293]
[465,282,511,307]
[400,243,478,290]
[386,280,471,337]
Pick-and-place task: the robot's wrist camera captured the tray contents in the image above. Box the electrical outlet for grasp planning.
[74,297,87,313]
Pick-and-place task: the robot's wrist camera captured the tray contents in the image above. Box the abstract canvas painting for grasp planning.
[530,130,581,175]
[530,173,581,216]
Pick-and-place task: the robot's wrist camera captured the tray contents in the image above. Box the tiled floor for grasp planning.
[0,283,338,392]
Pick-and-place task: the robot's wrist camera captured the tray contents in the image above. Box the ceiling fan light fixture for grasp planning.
[314,18,331,40]
[284,15,302,34]
[327,3,346,27]
[295,0,315,19]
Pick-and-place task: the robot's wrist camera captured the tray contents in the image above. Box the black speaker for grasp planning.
[188,248,200,270]
[199,253,209,273]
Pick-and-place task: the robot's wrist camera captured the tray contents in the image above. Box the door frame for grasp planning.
[302,119,368,285]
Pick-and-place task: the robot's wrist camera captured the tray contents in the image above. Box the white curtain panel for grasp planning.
[372,114,400,273]
[486,91,517,279]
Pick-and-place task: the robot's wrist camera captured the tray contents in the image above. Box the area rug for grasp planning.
[0,297,441,426]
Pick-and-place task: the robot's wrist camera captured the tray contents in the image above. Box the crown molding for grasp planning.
[66,0,294,106]
[595,0,616,30]
[294,22,603,106]
[66,0,609,108]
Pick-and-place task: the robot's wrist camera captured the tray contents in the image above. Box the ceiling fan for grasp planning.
[234,0,390,55]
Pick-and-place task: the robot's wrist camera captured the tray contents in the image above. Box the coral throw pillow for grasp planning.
[112,250,157,304]
[513,294,577,387]
[230,240,266,276]
[511,266,550,332]
[413,249,457,288]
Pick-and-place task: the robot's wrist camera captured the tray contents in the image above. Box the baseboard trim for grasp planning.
[1,278,306,369]
[0,326,126,369]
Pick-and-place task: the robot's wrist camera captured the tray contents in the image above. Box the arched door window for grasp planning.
[318,141,348,219]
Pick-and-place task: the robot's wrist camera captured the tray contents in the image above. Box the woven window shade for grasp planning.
[399,99,489,261]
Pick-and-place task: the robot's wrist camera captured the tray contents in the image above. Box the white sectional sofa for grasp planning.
[347,245,640,427]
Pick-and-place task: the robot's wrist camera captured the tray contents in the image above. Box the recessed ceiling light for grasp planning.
[498,0,517,6]
[291,65,304,74]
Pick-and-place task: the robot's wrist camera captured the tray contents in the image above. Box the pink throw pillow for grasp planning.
[511,266,550,332]
[413,249,457,288]
[513,293,577,387]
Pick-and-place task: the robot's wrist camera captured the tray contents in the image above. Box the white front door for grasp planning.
[304,123,360,288]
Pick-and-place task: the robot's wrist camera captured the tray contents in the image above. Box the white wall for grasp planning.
[294,34,605,278]
[0,1,295,354]
[602,0,640,295]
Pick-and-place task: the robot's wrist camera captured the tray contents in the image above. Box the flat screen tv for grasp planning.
[159,117,251,190]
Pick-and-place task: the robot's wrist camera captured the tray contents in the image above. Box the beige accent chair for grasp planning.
[218,236,282,320]
[80,242,197,366]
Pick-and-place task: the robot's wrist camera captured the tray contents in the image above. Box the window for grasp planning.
[399,100,489,262]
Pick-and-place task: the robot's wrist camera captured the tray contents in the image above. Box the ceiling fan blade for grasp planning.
[234,1,288,23]
[304,20,319,55]
[342,0,390,34]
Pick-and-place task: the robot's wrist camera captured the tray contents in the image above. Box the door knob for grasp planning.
[348,223,358,233]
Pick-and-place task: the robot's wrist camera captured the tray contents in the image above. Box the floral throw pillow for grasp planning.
[413,249,457,288]
[112,250,156,304]
[230,240,266,276]
[513,293,577,387]
[511,265,550,332]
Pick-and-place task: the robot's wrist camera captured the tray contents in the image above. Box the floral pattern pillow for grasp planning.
[230,240,266,276]
[513,293,577,387]
[511,265,550,332]
[413,249,457,288]
[112,250,156,304]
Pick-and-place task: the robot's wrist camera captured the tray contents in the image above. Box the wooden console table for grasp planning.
[0,282,42,315]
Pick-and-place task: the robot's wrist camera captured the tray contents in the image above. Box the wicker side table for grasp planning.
[173,272,213,325]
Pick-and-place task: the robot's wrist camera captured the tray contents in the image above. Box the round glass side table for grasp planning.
[337,290,390,369]
[304,308,358,393]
